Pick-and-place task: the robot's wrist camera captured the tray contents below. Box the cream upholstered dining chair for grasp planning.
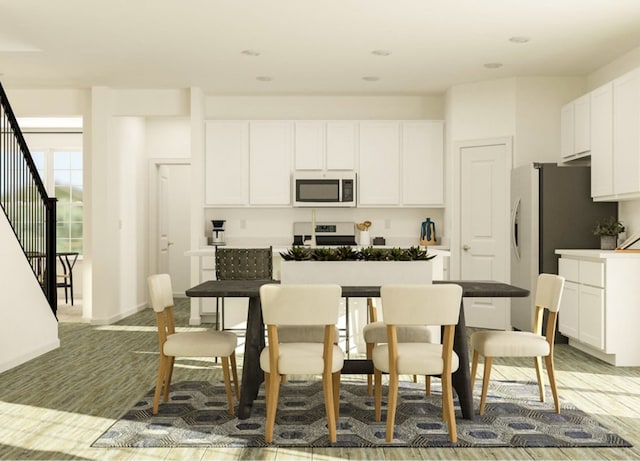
[470,273,565,415]
[363,297,439,396]
[259,283,344,443]
[147,274,239,415]
[373,284,463,443]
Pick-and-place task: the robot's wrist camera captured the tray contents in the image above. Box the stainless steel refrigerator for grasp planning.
[510,163,617,332]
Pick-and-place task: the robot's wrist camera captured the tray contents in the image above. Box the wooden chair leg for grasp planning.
[366,342,374,396]
[413,375,418,383]
[374,368,383,422]
[425,376,431,396]
[385,371,399,442]
[164,356,175,402]
[264,372,270,402]
[471,349,479,389]
[230,351,240,400]
[221,356,235,416]
[265,371,281,443]
[534,356,545,402]
[332,371,341,421]
[323,371,337,443]
[479,356,493,415]
[545,354,561,414]
[442,372,457,443]
[153,355,168,414]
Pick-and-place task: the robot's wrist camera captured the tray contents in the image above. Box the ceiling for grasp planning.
[2,0,640,95]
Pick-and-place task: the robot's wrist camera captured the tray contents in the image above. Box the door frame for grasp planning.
[450,137,513,281]
[148,158,191,284]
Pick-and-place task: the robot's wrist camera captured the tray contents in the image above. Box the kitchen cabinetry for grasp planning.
[560,94,591,162]
[358,121,400,205]
[205,121,292,206]
[358,120,444,207]
[249,121,292,205]
[294,121,357,171]
[402,120,444,206]
[612,68,640,197]
[204,121,249,205]
[590,83,614,198]
[589,67,640,201]
[556,249,640,366]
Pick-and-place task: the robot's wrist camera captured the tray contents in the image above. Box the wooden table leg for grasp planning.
[237,295,265,419]
[452,300,474,420]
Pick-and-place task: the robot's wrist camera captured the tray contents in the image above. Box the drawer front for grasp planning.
[558,258,579,282]
[579,260,605,287]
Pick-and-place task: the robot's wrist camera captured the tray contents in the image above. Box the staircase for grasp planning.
[0,81,58,317]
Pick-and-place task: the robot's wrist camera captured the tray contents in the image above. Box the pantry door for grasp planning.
[459,139,511,330]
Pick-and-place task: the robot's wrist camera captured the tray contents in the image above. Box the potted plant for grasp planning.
[594,216,625,250]
[279,246,436,286]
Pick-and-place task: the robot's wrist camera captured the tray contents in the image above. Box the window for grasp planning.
[32,150,83,253]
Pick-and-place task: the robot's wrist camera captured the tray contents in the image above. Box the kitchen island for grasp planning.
[556,249,640,366]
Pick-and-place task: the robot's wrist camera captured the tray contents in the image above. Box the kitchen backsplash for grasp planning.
[203,207,446,248]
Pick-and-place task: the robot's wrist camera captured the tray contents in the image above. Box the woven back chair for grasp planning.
[214,247,273,332]
[215,247,273,281]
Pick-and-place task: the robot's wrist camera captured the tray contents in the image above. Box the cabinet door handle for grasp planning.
[462,244,470,251]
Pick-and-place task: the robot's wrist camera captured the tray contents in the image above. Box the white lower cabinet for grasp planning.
[556,250,640,366]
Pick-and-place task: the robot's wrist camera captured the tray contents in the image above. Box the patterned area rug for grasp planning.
[92,379,632,448]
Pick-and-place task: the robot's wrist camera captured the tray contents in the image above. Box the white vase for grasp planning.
[280,260,432,286]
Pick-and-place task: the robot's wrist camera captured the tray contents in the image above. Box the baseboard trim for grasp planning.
[0,339,61,374]
[89,302,148,325]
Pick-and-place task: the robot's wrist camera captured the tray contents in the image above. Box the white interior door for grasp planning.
[460,140,511,329]
[157,164,191,295]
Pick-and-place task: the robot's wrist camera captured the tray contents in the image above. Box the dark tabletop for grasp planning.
[185,279,529,298]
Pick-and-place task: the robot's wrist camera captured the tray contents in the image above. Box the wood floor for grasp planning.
[1,298,639,460]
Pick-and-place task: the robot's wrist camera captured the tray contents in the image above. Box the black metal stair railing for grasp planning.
[0,81,57,317]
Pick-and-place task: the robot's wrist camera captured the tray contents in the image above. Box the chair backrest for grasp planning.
[216,247,273,280]
[148,273,173,313]
[535,273,565,313]
[260,284,341,326]
[380,284,462,327]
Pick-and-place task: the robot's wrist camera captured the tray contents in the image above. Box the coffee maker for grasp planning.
[211,220,226,245]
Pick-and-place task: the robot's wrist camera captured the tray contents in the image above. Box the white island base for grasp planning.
[556,249,640,366]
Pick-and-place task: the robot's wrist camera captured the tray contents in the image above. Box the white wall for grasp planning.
[0,211,59,373]
[206,95,444,120]
[514,77,586,166]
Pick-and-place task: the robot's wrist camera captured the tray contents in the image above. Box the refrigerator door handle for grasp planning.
[512,198,521,261]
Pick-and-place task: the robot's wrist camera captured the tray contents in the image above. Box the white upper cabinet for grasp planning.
[294,121,356,171]
[590,67,640,201]
[294,122,325,170]
[612,68,640,197]
[358,121,400,206]
[402,121,444,206]
[590,82,614,198]
[574,94,591,154]
[326,122,357,170]
[205,121,249,205]
[560,94,591,162]
[249,121,293,205]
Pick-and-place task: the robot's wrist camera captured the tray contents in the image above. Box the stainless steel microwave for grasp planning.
[293,171,356,207]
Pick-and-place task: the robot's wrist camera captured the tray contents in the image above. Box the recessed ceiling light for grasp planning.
[362,76,380,82]
[509,36,530,44]
[484,62,503,69]
[371,49,391,56]
[256,76,273,82]
[241,49,261,56]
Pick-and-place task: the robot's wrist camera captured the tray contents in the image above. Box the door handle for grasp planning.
[168,241,175,246]
[462,244,470,251]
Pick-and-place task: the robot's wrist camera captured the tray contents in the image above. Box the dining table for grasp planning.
[186,279,529,420]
